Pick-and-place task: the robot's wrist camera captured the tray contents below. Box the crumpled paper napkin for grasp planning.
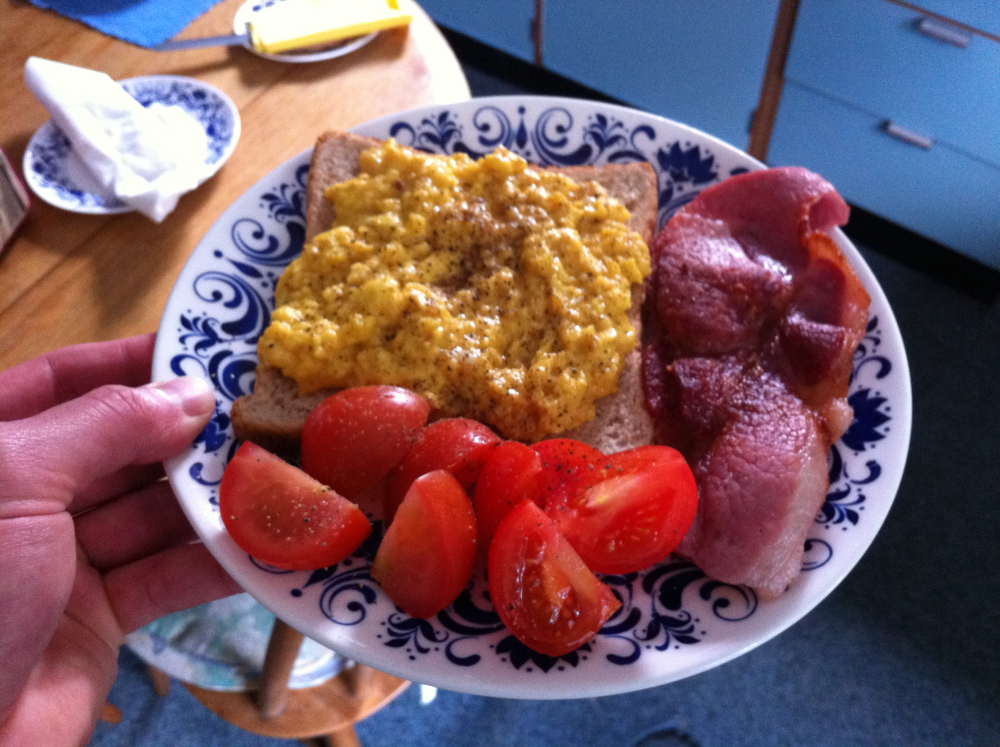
[25,57,213,222]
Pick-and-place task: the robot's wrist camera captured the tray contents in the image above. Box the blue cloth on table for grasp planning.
[28,0,227,48]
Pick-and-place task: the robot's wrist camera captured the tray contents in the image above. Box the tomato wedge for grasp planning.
[301,386,430,499]
[489,499,621,657]
[220,442,372,570]
[551,445,699,575]
[472,440,543,556]
[384,418,500,524]
[533,438,609,513]
[371,470,477,619]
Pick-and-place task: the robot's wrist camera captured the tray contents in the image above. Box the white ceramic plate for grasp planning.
[233,0,377,64]
[23,75,240,215]
[153,96,912,699]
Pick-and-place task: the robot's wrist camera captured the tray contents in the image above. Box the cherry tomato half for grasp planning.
[371,470,477,619]
[533,438,610,513]
[302,386,431,499]
[384,418,500,524]
[472,440,543,557]
[220,442,372,570]
[552,445,699,575]
[489,499,621,657]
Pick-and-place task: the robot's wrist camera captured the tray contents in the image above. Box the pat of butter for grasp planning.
[24,57,210,222]
[247,0,413,54]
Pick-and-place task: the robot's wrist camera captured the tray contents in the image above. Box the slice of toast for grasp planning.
[232,134,657,457]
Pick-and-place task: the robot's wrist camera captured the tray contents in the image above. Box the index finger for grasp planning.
[0,334,156,422]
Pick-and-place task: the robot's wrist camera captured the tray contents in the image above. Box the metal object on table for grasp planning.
[154,0,412,54]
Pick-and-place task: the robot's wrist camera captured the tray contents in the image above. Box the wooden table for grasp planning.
[0,0,470,373]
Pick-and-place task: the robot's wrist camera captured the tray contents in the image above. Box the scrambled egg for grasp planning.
[259,139,651,442]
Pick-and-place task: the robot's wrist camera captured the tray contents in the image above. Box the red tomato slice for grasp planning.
[301,386,430,499]
[554,446,699,575]
[371,470,477,619]
[489,499,621,657]
[602,445,685,476]
[472,441,543,555]
[384,418,500,524]
[533,438,610,513]
[220,442,372,570]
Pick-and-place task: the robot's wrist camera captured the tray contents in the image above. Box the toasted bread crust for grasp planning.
[232,134,657,454]
[306,132,384,241]
[231,364,337,460]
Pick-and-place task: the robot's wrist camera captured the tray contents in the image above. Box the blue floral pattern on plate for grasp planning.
[23,75,241,214]
[154,97,912,699]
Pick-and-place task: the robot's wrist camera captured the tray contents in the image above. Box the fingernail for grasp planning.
[148,377,216,417]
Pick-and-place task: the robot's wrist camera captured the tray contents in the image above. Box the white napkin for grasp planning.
[24,57,213,222]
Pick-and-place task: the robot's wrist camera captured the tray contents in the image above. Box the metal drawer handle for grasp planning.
[883,121,933,150]
[916,16,973,49]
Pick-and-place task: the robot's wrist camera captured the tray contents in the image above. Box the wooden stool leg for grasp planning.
[256,618,306,720]
[340,663,375,699]
[325,725,363,747]
[99,703,123,725]
[147,665,172,696]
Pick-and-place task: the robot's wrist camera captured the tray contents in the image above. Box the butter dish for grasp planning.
[22,60,240,221]
[230,0,378,64]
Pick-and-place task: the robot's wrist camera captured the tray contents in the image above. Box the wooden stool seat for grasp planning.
[149,619,409,745]
[182,665,409,744]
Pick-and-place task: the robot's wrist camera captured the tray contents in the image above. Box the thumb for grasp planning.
[0,377,216,515]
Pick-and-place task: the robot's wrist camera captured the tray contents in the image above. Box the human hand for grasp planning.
[0,334,241,746]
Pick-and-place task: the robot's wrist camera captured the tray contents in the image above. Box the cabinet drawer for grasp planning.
[786,0,1000,167]
[769,81,1000,269]
[545,0,780,151]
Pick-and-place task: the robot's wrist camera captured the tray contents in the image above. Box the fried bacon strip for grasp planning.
[643,167,870,600]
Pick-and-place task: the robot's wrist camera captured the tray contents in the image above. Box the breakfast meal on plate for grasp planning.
[220,129,870,655]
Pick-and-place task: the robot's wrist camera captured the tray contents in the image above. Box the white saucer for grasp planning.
[22,75,241,215]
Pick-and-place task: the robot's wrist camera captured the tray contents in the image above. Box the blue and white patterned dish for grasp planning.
[22,75,241,215]
[153,96,912,699]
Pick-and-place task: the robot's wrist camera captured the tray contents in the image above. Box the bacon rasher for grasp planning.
[643,167,870,600]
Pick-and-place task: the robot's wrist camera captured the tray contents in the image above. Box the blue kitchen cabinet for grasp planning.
[417,0,537,62]
[418,2,781,152]
[767,0,1000,269]
[782,0,1000,174]
[543,1,781,151]
[769,82,1000,269]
